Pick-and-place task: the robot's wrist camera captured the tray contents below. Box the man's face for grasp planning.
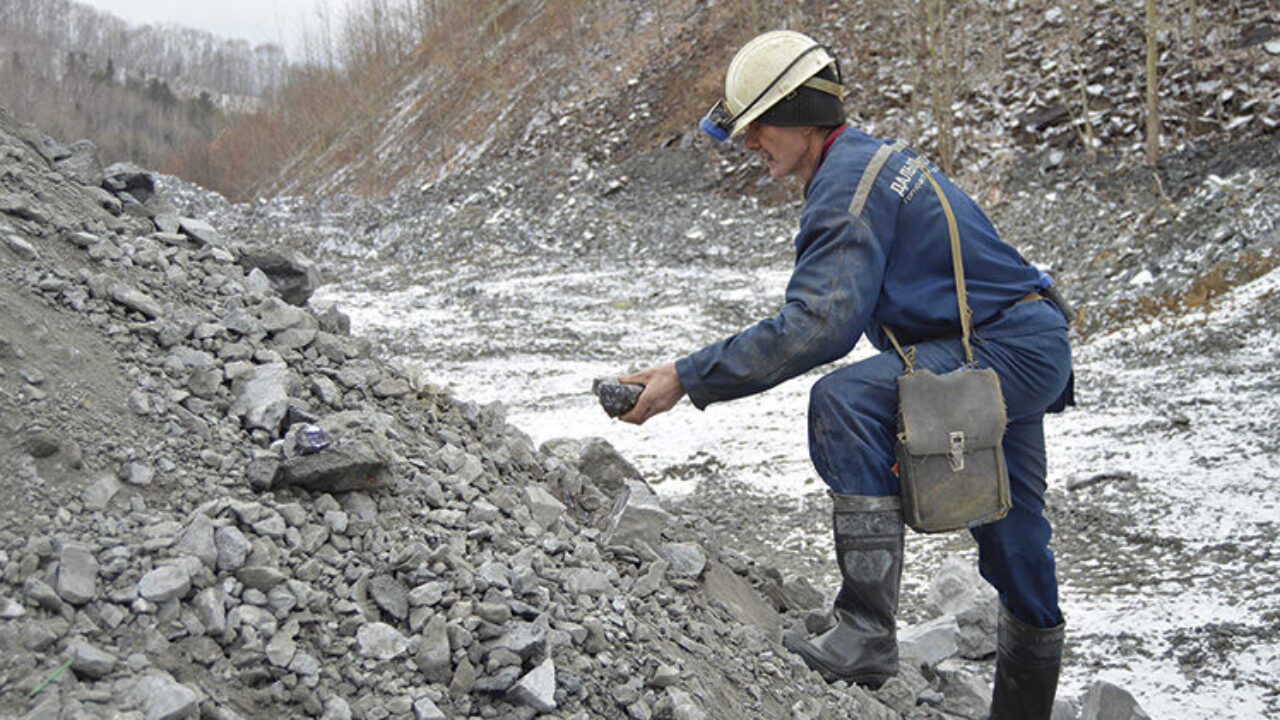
[743,122,812,181]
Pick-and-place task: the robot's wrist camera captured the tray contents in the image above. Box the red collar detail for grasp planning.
[805,124,848,197]
[818,124,848,167]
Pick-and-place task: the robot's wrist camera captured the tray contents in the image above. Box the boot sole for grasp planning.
[817,667,891,690]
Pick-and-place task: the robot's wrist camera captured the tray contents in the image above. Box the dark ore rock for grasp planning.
[592,378,644,418]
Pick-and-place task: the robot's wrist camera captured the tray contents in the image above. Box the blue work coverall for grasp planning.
[674,126,1072,629]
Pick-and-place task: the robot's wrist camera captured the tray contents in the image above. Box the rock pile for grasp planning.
[0,105,1154,719]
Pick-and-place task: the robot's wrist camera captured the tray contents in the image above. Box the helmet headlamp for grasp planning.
[700,100,734,142]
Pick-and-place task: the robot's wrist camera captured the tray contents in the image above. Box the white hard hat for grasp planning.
[700,30,845,142]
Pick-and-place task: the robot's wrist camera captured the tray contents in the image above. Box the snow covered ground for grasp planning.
[1048,267,1280,718]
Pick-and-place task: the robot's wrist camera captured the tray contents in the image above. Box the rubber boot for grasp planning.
[782,493,903,688]
[987,605,1064,720]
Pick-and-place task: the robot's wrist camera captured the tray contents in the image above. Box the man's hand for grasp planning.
[618,362,685,425]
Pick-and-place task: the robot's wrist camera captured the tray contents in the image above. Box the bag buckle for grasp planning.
[948,431,965,472]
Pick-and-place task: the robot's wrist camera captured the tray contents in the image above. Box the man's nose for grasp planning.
[743,123,760,149]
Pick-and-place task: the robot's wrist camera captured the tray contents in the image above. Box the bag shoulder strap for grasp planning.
[881,157,975,370]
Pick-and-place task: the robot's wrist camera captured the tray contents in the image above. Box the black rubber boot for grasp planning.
[782,493,904,689]
[987,605,1064,720]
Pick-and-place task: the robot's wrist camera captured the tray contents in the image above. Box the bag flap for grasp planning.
[897,367,1007,454]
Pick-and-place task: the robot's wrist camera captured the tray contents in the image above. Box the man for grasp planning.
[617,30,1073,719]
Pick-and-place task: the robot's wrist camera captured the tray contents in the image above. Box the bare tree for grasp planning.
[913,0,963,175]
[1067,0,1098,158]
[654,0,665,48]
[1144,0,1160,165]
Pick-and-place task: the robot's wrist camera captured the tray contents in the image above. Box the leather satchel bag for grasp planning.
[884,159,1011,533]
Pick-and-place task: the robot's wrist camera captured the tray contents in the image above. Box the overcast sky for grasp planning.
[75,0,357,60]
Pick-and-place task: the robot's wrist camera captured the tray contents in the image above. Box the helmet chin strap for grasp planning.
[803,75,844,100]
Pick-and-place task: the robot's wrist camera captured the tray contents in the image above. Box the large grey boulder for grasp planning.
[5,233,38,261]
[660,542,707,579]
[356,622,410,661]
[934,659,992,717]
[19,125,69,163]
[631,558,668,598]
[779,574,826,611]
[563,567,613,595]
[237,565,287,592]
[193,587,226,635]
[137,565,191,602]
[24,577,64,614]
[266,631,297,668]
[602,480,672,547]
[279,413,396,492]
[257,296,316,333]
[124,672,200,720]
[700,561,783,637]
[415,615,452,683]
[69,638,117,679]
[1080,681,1152,719]
[506,657,556,713]
[899,615,961,668]
[493,622,547,660]
[437,443,484,483]
[82,474,120,510]
[236,247,322,306]
[102,162,156,204]
[666,688,708,720]
[178,217,222,247]
[55,139,104,186]
[55,542,98,605]
[541,437,643,495]
[110,284,164,319]
[412,697,446,720]
[369,574,409,621]
[927,556,999,658]
[1,596,25,619]
[215,525,252,571]
[230,363,296,434]
[523,484,566,530]
[175,513,218,569]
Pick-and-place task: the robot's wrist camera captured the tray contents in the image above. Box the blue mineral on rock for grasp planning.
[295,424,333,455]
